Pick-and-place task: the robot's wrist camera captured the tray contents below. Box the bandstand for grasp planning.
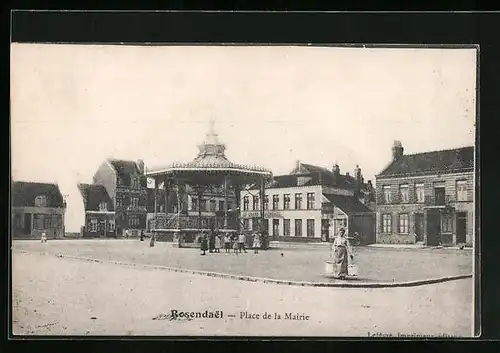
[146,120,272,248]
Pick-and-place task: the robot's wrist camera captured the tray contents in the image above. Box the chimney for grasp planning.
[354,164,362,181]
[296,160,301,170]
[346,172,350,177]
[367,180,373,189]
[332,162,340,176]
[136,159,145,175]
[392,140,404,160]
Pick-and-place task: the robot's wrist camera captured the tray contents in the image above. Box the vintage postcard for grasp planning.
[10,43,478,337]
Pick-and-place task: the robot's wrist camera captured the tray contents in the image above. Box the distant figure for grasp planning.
[209,230,216,253]
[224,233,231,253]
[332,228,353,280]
[252,232,261,254]
[280,253,284,257]
[232,235,239,254]
[140,230,145,241]
[214,232,222,253]
[125,229,130,239]
[149,233,155,247]
[238,231,247,253]
[200,233,208,256]
[41,232,47,243]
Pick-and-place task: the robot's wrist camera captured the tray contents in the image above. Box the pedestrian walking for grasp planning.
[140,230,145,241]
[200,233,208,256]
[125,229,130,239]
[252,232,261,254]
[40,232,47,243]
[238,231,247,253]
[224,233,231,253]
[149,233,156,247]
[331,228,353,280]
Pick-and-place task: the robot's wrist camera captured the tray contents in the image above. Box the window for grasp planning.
[116,197,123,207]
[283,219,290,236]
[227,202,233,211]
[295,219,302,237]
[307,219,315,237]
[441,214,453,233]
[129,216,139,226]
[132,177,139,189]
[383,186,392,204]
[295,193,302,209]
[99,202,108,211]
[272,195,279,210]
[130,197,139,208]
[210,200,216,212]
[243,219,250,230]
[415,183,425,203]
[243,196,249,211]
[456,180,467,201]
[108,219,115,232]
[306,193,315,209]
[33,214,43,230]
[264,195,269,210]
[35,195,47,207]
[283,194,291,210]
[199,199,207,211]
[399,185,409,203]
[382,214,392,233]
[44,217,51,229]
[192,198,198,211]
[398,213,409,234]
[90,219,98,232]
[253,196,259,210]
[219,200,225,211]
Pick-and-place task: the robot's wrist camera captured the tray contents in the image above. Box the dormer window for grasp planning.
[99,202,108,211]
[35,195,47,207]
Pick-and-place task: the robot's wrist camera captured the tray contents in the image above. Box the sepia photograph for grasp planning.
[10,43,478,337]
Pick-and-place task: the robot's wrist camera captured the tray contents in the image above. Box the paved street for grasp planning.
[12,251,473,337]
[13,239,473,283]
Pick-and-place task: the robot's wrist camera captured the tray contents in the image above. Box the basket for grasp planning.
[348,264,359,277]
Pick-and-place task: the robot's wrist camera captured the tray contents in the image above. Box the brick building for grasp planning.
[90,159,148,237]
[11,181,66,239]
[78,183,115,238]
[240,161,376,244]
[375,141,475,246]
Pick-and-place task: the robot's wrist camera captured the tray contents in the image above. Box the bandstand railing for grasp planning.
[151,214,238,230]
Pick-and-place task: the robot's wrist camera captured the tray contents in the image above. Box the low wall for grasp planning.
[274,236,327,243]
[376,233,415,244]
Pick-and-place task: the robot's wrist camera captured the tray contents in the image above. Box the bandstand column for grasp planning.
[260,176,265,233]
[224,176,228,229]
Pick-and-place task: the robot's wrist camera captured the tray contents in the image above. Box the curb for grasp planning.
[15,250,472,289]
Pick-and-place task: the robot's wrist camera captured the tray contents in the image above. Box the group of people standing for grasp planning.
[200,230,262,255]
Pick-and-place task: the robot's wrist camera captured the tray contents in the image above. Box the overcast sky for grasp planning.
[11,44,476,231]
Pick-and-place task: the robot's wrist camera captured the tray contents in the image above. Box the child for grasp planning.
[232,235,239,254]
[41,232,47,243]
[252,232,261,254]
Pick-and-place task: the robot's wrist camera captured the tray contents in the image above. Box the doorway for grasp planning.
[23,213,31,235]
[272,219,279,240]
[426,209,441,246]
[456,212,467,244]
[321,219,330,242]
[414,213,425,242]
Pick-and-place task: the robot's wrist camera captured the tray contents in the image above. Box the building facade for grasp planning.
[91,159,148,237]
[240,161,376,244]
[11,181,66,239]
[78,183,116,238]
[375,141,474,246]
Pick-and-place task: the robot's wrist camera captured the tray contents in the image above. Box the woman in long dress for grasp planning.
[252,232,261,254]
[200,233,208,256]
[214,232,222,253]
[332,228,353,279]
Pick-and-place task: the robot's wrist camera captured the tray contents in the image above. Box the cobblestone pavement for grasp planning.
[12,251,473,337]
[13,239,473,283]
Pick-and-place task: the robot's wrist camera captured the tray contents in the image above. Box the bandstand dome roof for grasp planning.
[146,120,272,183]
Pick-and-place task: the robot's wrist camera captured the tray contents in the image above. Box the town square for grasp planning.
[10,44,477,337]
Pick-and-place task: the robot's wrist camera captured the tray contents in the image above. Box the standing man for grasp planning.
[238,231,247,253]
[140,230,144,241]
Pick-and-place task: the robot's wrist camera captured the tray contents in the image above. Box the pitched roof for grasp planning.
[323,194,373,214]
[12,181,65,208]
[77,183,114,211]
[377,146,474,178]
[108,159,140,176]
